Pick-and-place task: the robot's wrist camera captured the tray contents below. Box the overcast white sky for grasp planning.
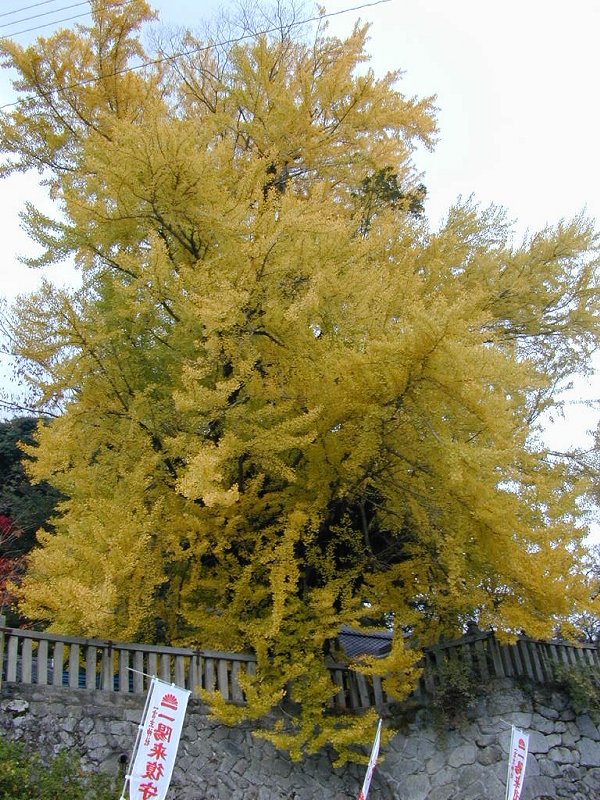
[0,0,598,455]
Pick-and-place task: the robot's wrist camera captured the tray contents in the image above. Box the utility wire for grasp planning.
[0,12,91,39]
[0,1,90,31]
[0,1,124,40]
[0,0,74,20]
[0,0,392,111]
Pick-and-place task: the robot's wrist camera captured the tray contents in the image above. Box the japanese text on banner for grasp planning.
[505,725,529,800]
[129,679,190,800]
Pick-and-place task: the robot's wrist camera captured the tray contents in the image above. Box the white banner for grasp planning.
[128,678,190,800]
[505,725,529,800]
[358,718,382,800]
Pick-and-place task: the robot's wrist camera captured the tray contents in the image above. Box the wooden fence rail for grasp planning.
[1,624,599,713]
[418,631,600,696]
[0,627,255,703]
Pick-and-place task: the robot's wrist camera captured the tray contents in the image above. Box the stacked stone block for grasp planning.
[2,677,600,799]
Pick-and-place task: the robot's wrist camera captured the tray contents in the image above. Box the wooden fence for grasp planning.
[1,623,599,713]
[419,630,600,694]
[0,626,255,703]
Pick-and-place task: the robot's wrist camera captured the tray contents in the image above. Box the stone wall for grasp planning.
[1,678,600,799]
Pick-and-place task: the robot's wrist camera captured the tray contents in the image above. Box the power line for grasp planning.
[0,0,74,20]
[0,2,90,30]
[0,11,91,39]
[0,0,393,112]
[0,2,124,40]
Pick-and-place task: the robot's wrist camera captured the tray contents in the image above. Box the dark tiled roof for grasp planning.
[337,625,392,659]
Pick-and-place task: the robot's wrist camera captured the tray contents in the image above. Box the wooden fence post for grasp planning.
[0,615,6,690]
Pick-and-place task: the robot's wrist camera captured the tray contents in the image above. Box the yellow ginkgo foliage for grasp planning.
[2,0,600,762]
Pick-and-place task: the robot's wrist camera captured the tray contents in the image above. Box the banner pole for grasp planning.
[119,676,157,800]
[358,718,382,800]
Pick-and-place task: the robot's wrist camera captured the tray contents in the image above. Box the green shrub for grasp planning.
[553,662,600,720]
[0,738,118,800]
[0,739,33,800]
[430,658,481,731]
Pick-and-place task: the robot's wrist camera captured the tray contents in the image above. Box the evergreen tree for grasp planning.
[0,416,61,624]
[0,416,61,552]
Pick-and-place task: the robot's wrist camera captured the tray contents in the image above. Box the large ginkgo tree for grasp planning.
[1,0,599,761]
